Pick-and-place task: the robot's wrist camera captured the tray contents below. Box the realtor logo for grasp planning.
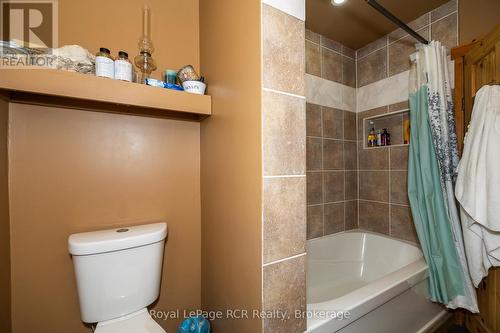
[0,0,58,49]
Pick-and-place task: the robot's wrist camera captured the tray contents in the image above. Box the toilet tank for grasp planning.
[68,222,167,323]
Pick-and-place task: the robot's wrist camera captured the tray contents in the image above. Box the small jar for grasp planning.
[95,48,114,79]
[164,69,177,85]
[114,51,132,82]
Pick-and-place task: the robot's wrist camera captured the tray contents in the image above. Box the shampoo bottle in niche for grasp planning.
[367,123,376,147]
[403,119,410,144]
[381,128,390,146]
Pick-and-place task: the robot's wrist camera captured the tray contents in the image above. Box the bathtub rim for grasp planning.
[307,229,421,252]
[306,230,429,332]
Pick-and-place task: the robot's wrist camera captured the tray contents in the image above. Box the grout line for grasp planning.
[356,169,408,172]
[306,38,356,60]
[356,113,360,228]
[343,166,346,230]
[307,199,357,208]
[388,25,431,46]
[320,106,325,236]
[307,135,357,143]
[356,40,388,61]
[341,51,344,86]
[364,108,410,119]
[386,35,389,78]
[390,202,411,207]
[263,252,307,267]
[429,18,432,43]
[262,87,305,100]
[308,169,360,172]
[320,47,324,78]
[359,198,410,207]
[430,10,457,25]
[385,11,458,47]
[357,10,457,60]
[355,47,358,89]
[263,174,306,179]
[388,147,392,235]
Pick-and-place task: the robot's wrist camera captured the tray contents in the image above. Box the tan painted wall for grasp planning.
[0,98,11,333]
[199,0,263,332]
[5,1,202,332]
[8,104,201,333]
[58,0,200,79]
[459,0,500,43]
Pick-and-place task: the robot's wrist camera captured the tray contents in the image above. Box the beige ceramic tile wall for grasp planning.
[306,0,458,245]
[262,3,306,332]
[305,28,358,241]
[356,0,458,87]
[356,102,417,243]
[305,30,356,88]
[306,103,358,239]
[355,0,458,242]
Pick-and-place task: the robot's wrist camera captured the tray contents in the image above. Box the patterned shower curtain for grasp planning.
[408,41,478,312]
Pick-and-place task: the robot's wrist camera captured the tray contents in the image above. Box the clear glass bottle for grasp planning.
[114,51,132,82]
[95,47,114,79]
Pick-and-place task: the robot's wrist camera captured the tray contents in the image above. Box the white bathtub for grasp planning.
[306,231,447,333]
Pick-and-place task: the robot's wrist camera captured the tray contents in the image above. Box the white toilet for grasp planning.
[68,222,168,333]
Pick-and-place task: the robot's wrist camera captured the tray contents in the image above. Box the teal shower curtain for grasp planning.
[408,42,478,312]
[408,86,465,302]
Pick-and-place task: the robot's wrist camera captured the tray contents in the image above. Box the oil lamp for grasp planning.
[134,6,157,83]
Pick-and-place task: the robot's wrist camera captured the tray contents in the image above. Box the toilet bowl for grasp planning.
[68,222,167,332]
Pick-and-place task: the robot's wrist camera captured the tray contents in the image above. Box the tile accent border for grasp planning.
[356,71,410,112]
[305,74,356,112]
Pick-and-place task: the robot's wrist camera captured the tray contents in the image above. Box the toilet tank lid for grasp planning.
[68,222,167,255]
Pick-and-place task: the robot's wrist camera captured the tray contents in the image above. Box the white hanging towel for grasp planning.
[456,85,500,286]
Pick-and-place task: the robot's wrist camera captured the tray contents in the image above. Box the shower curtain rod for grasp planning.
[365,0,430,44]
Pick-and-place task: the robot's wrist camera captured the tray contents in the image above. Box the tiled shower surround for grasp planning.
[356,0,458,87]
[306,0,458,244]
[306,104,358,239]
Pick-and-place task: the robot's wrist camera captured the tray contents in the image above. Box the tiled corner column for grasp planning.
[261,2,306,332]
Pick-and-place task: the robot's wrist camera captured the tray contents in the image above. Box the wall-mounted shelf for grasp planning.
[0,68,211,121]
[363,109,410,149]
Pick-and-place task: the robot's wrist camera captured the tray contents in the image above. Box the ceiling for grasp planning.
[306,0,449,49]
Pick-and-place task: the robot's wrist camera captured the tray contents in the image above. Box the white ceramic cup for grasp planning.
[182,81,206,95]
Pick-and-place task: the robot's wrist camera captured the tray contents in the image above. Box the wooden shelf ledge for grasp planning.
[0,68,211,121]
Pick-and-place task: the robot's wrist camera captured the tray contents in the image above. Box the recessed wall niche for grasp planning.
[363,109,410,149]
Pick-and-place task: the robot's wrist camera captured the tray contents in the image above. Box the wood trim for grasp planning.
[455,23,500,333]
[451,41,480,59]
[453,56,465,154]
[0,68,211,120]
[496,41,500,85]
